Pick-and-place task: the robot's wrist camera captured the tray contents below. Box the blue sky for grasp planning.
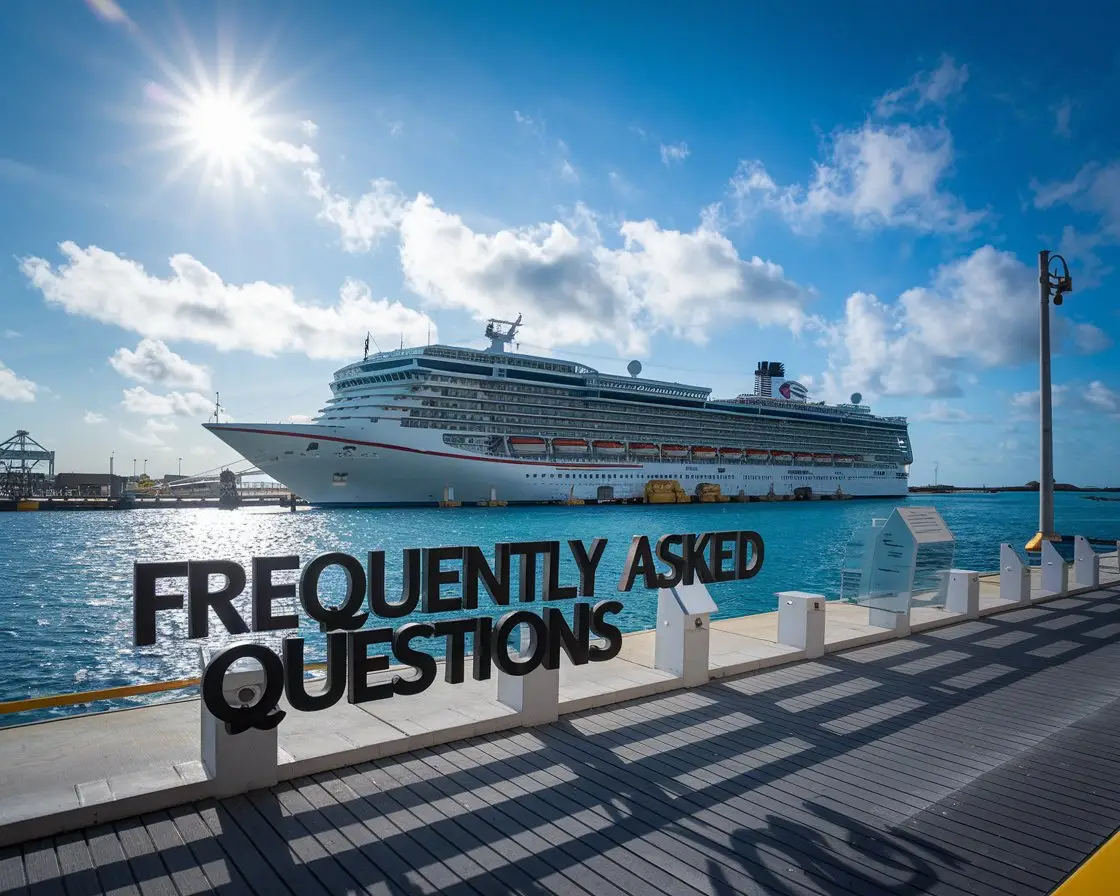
[1,0,1118,486]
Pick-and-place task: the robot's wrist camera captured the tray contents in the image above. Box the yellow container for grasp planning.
[16,501,39,511]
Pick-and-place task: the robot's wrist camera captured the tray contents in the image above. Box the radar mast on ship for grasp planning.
[485,315,522,353]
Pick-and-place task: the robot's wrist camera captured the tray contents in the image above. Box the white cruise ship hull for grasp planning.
[204,421,910,505]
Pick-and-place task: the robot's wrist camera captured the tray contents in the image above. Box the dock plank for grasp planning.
[5,585,1120,895]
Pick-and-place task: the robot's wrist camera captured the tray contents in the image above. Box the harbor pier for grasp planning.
[1,549,1118,893]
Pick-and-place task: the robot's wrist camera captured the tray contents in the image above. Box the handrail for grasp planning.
[0,662,329,716]
[0,678,201,715]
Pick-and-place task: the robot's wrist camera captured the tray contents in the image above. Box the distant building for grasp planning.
[54,473,127,498]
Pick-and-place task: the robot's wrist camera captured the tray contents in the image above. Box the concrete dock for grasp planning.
[1,555,1118,893]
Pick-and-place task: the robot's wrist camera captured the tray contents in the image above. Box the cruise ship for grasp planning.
[203,317,913,505]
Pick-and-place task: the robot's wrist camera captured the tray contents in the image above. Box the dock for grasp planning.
[1,556,1118,893]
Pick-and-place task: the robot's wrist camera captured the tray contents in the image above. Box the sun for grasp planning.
[183,92,261,162]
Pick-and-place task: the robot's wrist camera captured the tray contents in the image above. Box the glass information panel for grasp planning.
[841,507,955,613]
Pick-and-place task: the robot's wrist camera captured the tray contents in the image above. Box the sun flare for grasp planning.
[184,92,260,161]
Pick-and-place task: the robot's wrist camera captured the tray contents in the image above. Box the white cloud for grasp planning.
[513,111,541,135]
[816,246,1109,400]
[21,241,434,359]
[875,55,969,118]
[304,171,407,252]
[388,121,404,138]
[1010,387,1068,415]
[660,142,690,166]
[557,140,579,183]
[915,401,992,424]
[608,171,639,200]
[1053,98,1072,138]
[0,362,37,402]
[397,195,810,354]
[85,0,131,26]
[119,419,172,448]
[1033,160,1120,239]
[730,122,985,234]
[2,330,18,338]
[1009,382,1120,420]
[1033,163,1120,291]
[260,139,319,165]
[84,411,107,424]
[122,386,213,417]
[1085,380,1120,416]
[109,338,211,391]
[299,120,319,137]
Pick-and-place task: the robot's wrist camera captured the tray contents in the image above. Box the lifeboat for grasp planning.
[771,451,794,463]
[629,442,659,457]
[719,447,744,460]
[509,436,547,456]
[835,455,855,465]
[552,438,590,455]
[662,444,688,459]
[794,453,813,464]
[692,446,717,460]
[747,449,770,461]
[813,453,833,464]
[592,440,625,456]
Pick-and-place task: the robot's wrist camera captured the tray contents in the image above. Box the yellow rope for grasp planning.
[0,678,200,714]
[0,661,329,715]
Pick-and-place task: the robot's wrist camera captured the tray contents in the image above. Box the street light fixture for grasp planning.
[1026,249,1073,552]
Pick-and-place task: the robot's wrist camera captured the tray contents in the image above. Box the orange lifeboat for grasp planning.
[509,436,547,456]
[836,455,855,465]
[629,442,659,457]
[692,446,717,460]
[812,453,832,464]
[662,444,688,458]
[719,447,744,460]
[771,451,793,463]
[794,452,813,464]
[592,440,625,456]
[747,449,770,461]
[553,438,590,455]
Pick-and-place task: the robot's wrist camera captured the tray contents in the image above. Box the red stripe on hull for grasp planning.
[205,426,644,469]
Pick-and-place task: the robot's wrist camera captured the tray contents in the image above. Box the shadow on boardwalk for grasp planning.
[5,587,1120,896]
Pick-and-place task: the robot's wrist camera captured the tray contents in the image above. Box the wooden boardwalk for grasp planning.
[2,586,1119,895]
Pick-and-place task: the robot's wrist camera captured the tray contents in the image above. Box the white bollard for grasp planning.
[946,570,980,619]
[776,591,826,659]
[654,582,718,686]
[1000,544,1031,605]
[199,646,280,798]
[496,625,559,726]
[1040,539,1069,596]
[1074,536,1100,588]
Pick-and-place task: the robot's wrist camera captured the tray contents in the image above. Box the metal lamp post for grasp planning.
[1026,249,1073,552]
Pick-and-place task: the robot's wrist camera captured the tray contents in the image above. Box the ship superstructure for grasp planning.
[204,318,912,505]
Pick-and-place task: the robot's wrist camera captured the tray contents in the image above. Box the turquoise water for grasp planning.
[2,491,1119,726]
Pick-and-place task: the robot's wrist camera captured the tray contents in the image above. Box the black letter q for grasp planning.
[201,643,286,735]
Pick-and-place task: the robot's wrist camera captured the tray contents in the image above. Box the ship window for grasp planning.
[306,442,319,451]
